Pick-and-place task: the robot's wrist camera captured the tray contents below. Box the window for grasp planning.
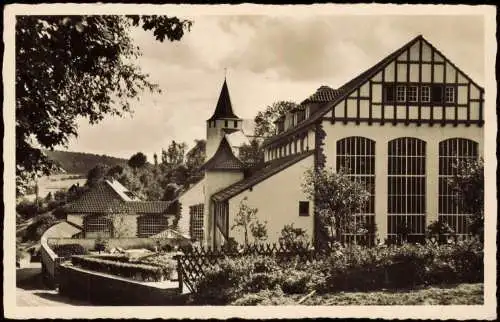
[384,84,395,103]
[438,138,478,236]
[224,120,228,127]
[407,86,418,102]
[297,109,306,123]
[189,204,204,242]
[431,85,443,103]
[233,120,238,128]
[299,201,309,216]
[421,86,431,102]
[387,138,426,243]
[445,86,455,103]
[84,215,113,238]
[137,215,169,238]
[396,85,406,102]
[337,137,376,245]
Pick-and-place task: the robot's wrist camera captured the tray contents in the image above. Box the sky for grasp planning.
[62,14,485,162]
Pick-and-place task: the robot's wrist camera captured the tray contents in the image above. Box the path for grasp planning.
[16,262,90,306]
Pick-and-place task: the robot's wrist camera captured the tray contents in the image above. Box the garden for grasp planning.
[53,237,179,283]
[187,238,484,305]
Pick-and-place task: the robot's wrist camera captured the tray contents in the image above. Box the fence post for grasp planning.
[174,254,183,294]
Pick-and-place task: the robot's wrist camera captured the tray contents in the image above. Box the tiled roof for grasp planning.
[301,85,341,104]
[208,79,240,121]
[65,181,173,214]
[262,35,424,148]
[211,150,314,202]
[126,201,174,214]
[201,136,245,171]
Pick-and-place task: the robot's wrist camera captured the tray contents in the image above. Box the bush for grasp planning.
[51,243,87,258]
[23,213,57,242]
[190,239,483,304]
[71,255,169,282]
[94,236,109,253]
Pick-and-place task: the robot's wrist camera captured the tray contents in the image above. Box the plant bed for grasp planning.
[71,255,171,282]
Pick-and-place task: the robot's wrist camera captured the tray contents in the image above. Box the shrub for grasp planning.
[51,243,87,258]
[281,270,312,294]
[71,255,168,282]
[94,236,109,253]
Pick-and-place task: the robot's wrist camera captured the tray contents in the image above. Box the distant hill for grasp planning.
[43,150,128,175]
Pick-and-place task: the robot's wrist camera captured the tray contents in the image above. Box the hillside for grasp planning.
[43,150,128,175]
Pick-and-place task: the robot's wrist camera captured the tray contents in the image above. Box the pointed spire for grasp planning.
[208,77,240,121]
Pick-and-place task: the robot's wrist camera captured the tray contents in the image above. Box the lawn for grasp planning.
[231,283,483,306]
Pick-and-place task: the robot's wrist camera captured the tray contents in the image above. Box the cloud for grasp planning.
[63,14,485,161]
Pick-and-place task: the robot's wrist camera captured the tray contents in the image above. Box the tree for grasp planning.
[86,164,110,187]
[302,167,370,242]
[16,15,192,195]
[231,197,259,246]
[239,138,264,168]
[254,101,298,137]
[185,140,206,185]
[128,152,148,169]
[448,158,484,241]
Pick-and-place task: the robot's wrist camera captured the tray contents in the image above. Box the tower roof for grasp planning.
[200,136,244,171]
[208,79,240,121]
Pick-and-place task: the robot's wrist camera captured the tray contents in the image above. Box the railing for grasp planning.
[40,234,64,288]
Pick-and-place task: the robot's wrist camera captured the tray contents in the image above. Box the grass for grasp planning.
[231,283,484,306]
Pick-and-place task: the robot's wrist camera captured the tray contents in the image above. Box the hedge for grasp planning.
[71,255,171,282]
[51,243,87,258]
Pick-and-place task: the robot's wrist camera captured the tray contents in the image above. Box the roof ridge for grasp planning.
[263,34,423,147]
[212,150,314,202]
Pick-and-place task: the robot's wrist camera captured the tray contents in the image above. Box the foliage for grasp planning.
[279,224,309,247]
[94,235,109,254]
[302,167,370,241]
[231,197,260,245]
[128,152,148,169]
[426,221,455,243]
[448,158,484,240]
[185,140,206,185]
[189,239,483,304]
[51,244,87,257]
[86,163,110,187]
[250,220,268,243]
[43,150,128,175]
[254,101,298,137]
[23,213,57,242]
[239,139,265,168]
[16,15,192,195]
[71,255,171,282]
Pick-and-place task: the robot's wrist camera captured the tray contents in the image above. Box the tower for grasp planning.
[206,78,243,160]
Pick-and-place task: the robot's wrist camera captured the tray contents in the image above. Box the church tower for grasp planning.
[206,78,243,160]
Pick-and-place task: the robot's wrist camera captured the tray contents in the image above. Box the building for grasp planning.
[180,35,484,247]
[65,179,176,238]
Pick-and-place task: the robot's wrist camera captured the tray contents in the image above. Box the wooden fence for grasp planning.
[174,242,339,293]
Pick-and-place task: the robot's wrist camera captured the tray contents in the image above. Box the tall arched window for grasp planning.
[336,137,376,245]
[438,138,478,237]
[387,138,426,243]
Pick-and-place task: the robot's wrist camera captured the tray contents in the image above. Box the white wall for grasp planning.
[321,120,483,240]
[227,155,315,244]
[204,170,244,247]
[177,179,205,238]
